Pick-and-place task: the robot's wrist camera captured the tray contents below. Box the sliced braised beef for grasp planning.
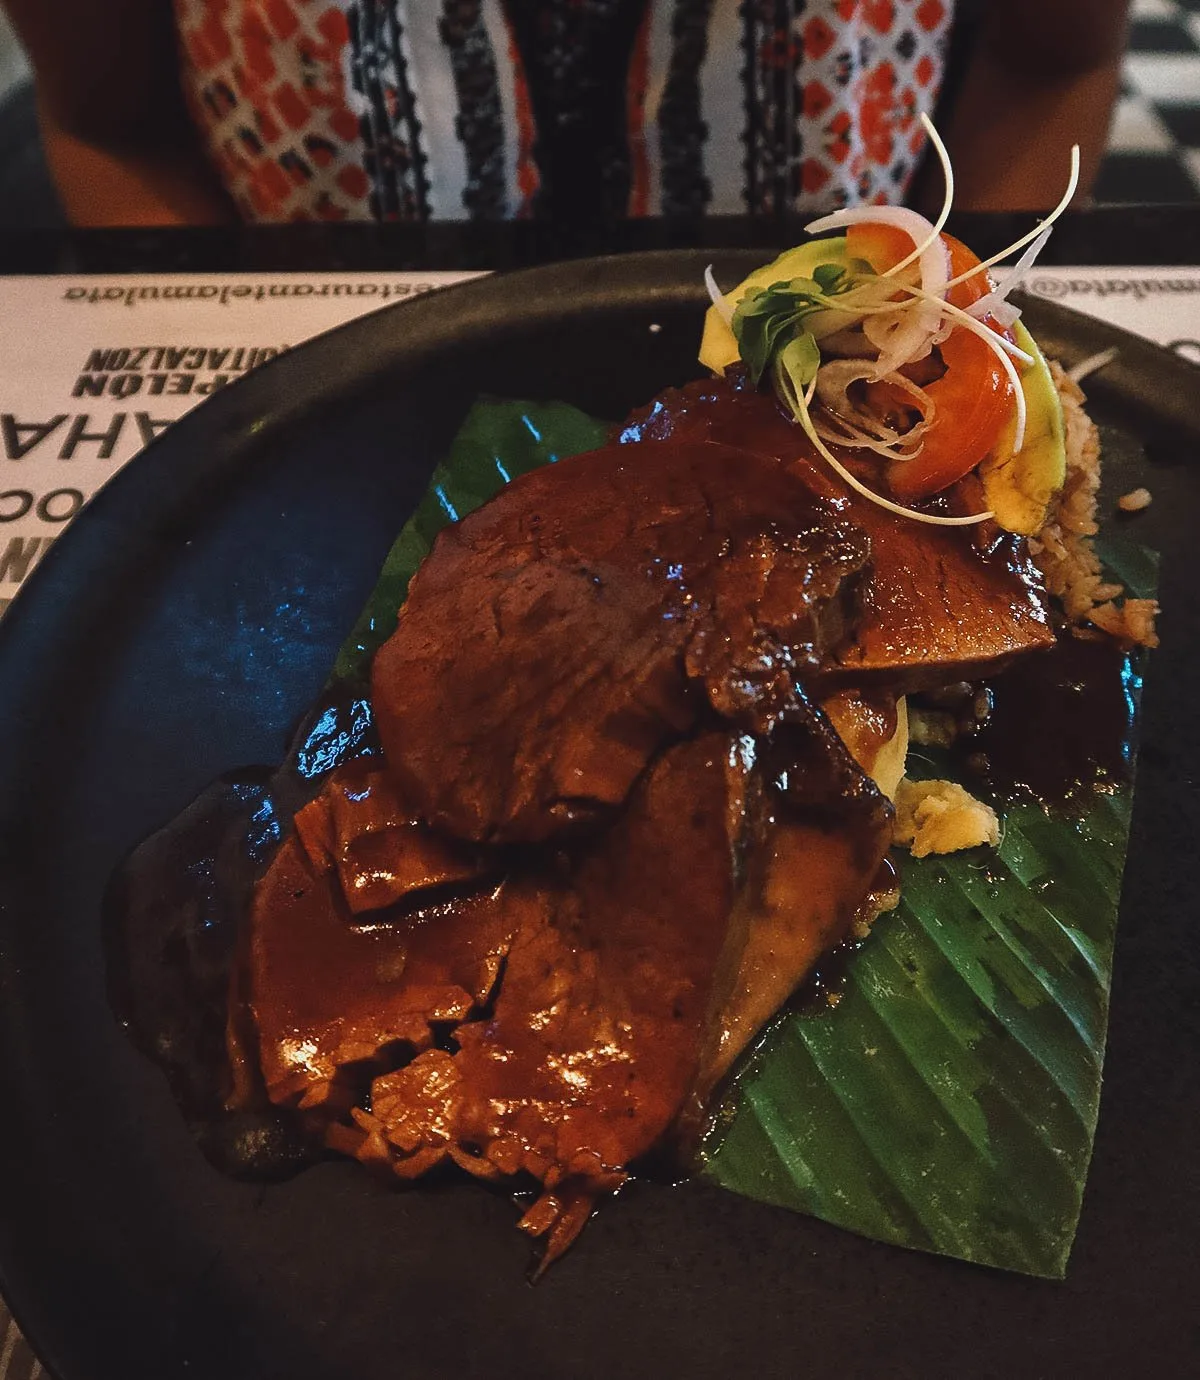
[385,733,745,1261]
[622,375,1055,687]
[240,763,515,1114]
[345,721,889,1266]
[371,438,869,844]
[687,707,894,1124]
[292,759,487,915]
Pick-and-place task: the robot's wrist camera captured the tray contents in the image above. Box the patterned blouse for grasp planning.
[173,0,955,223]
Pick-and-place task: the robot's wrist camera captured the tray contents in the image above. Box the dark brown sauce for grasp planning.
[964,635,1139,808]
[785,857,899,1017]
[786,939,864,1017]
[104,681,379,1180]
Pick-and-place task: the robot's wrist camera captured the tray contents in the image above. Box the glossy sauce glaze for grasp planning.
[965,634,1139,807]
[105,685,378,1178]
[621,374,1056,689]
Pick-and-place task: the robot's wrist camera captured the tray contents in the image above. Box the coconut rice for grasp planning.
[1028,363,1159,648]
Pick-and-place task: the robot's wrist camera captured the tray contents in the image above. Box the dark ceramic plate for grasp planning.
[0,253,1197,1380]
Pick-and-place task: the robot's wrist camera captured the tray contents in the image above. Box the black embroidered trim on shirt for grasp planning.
[439,1,508,219]
[347,0,430,221]
[742,0,810,216]
[658,0,715,218]
[501,0,652,225]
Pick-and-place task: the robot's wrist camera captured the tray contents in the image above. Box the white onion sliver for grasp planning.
[704,264,734,326]
[814,361,936,445]
[986,299,1023,329]
[814,415,926,462]
[795,405,994,527]
[813,358,877,398]
[805,207,952,379]
[883,282,1029,450]
[966,227,1052,324]
[1066,347,1118,384]
[895,282,1035,365]
[866,308,937,376]
[804,202,935,250]
[942,145,1081,295]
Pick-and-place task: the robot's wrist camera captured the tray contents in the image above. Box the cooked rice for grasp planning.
[1028,364,1159,648]
[1118,487,1152,513]
[907,707,957,749]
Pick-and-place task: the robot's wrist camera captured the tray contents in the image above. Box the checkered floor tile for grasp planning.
[1098,0,1200,202]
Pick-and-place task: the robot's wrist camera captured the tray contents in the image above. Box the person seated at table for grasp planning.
[4,0,1130,226]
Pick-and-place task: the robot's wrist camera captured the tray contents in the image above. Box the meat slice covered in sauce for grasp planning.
[291,758,486,915]
[371,439,869,844]
[239,762,513,1114]
[343,721,890,1266]
[687,708,895,1122]
[622,376,1055,687]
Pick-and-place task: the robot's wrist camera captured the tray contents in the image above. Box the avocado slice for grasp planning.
[699,237,848,375]
[979,321,1067,536]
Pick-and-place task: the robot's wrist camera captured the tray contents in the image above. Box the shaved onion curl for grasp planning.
[889,285,1030,453]
[814,361,936,446]
[965,227,1052,329]
[704,264,734,325]
[805,114,957,378]
[796,406,993,527]
[806,205,950,378]
[814,414,926,463]
[699,118,1086,519]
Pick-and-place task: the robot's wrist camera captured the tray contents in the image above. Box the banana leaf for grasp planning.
[332,397,1149,1280]
[702,540,1151,1279]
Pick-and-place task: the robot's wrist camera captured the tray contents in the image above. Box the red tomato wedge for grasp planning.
[846,221,916,276]
[844,224,1018,501]
[888,327,1013,501]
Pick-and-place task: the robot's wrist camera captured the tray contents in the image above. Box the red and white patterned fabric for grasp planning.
[172,0,956,222]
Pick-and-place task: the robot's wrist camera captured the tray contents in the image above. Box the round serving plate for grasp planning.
[0,252,1196,1380]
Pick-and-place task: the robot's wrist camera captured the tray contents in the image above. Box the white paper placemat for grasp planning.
[0,264,1196,616]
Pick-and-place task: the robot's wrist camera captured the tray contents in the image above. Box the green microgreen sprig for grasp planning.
[730,259,874,404]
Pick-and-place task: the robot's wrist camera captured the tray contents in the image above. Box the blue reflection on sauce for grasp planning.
[620,400,664,443]
[1120,653,1142,766]
[296,696,377,779]
[246,790,283,861]
[434,485,459,522]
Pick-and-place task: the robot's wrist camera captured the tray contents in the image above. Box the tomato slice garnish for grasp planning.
[887,327,1013,501]
[845,221,916,276]
[843,224,1018,501]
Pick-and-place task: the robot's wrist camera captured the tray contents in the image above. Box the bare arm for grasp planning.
[931,0,1131,211]
[3,0,236,225]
